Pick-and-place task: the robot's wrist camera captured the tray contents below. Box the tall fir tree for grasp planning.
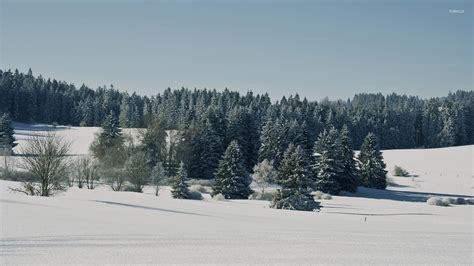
[313,128,343,194]
[339,125,359,192]
[271,144,319,211]
[212,140,253,199]
[171,161,190,199]
[0,113,17,154]
[358,133,387,189]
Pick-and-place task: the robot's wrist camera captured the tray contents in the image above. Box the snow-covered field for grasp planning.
[1,125,473,265]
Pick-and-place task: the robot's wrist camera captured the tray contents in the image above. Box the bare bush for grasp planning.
[14,133,71,196]
[71,156,99,189]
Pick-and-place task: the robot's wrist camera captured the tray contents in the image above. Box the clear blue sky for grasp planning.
[1,0,472,101]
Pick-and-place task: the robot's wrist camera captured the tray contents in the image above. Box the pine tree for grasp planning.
[358,133,387,189]
[271,144,319,211]
[313,128,343,194]
[339,125,358,192]
[212,140,253,199]
[171,161,190,199]
[0,113,17,154]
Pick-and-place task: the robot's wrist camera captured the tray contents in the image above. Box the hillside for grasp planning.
[1,125,472,264]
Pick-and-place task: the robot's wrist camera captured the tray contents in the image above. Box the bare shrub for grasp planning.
[13,133,71,196]
[71,156,99,189]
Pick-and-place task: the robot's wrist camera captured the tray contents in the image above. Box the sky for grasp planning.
[0,0,472,101]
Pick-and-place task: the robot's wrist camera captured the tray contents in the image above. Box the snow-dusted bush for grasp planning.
[444,197,456,204]
[312,190,332,200]
[312,190,324,199]
[393,165,409,177]
[212,193,226,201]
[321,193,332,200]
[249,191,276,201]
[252,159,277,194]
[427,197,450,206]
[188,191,203,200]
[441,197,453,205]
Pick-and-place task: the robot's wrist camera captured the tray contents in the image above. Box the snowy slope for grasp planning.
[0,124,473,265]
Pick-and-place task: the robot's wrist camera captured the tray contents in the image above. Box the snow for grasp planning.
[1,125,473,265]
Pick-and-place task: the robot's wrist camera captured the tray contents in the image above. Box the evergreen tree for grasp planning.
[339,125,358,192]
[271,144,319,211]
[171,161,190,199]
[313,128,343,194]
[0,113,17,154]
[358,133,387,189]
[212,140,253,199]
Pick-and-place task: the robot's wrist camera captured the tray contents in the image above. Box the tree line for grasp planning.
[0,69,472,152]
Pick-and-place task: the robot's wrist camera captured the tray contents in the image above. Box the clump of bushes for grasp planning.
[393,165,409,177]
[312,190,332,200]
[427,196,474,206]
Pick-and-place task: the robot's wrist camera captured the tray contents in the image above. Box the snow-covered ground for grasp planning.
[1,125,473,265]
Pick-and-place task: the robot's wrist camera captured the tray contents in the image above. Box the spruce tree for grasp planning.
[271,144,319,211]
[171,161,190,199]
[0,113,17,154]
[212,140,253,199]
[313,128,343,195]
[339,125,358,192]
[358,133,387,189]
[100,112,122,143]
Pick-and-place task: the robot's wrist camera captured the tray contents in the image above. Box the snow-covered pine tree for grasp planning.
[339,125,358,192]
[313,127,343,194]
[212,140,253,199]
[100,112,122,143]
[0,113,17,154]
[171,161,190,199]
[271,144,319,211]
[358,132,387,189]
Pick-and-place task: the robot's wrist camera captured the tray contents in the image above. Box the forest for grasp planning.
[1,68,472,150]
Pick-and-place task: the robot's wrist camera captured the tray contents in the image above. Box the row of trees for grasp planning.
[1,69,472,153]
[85,115,386,211]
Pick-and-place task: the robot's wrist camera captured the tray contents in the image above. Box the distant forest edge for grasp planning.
[0,69,472,150]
